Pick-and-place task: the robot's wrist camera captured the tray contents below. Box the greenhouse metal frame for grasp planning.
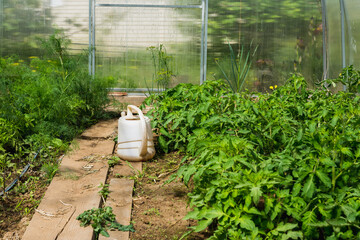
[88,0,209,87]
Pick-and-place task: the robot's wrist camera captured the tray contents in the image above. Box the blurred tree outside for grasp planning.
[0,0,324,89]
[0,0,53,57]
[207,0,323,89]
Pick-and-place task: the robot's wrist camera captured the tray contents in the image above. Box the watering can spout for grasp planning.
[117,105,156,161]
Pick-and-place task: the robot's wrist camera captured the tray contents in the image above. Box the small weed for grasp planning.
[108,156,120,167]
[98,183,110,199]
[77,206,135,237]
[114,173,124,178]
[127,161,145,187]
[15,190,40,216]
[61,171,80,181]
[143,208,160,216]
[14,176,41,194]
[126,161,144,177]
[41,162,58,183]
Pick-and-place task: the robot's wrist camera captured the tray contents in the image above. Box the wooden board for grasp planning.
[81,119,118,139]
[22,156,109,240]
[99,178,134,240]
[22,136,114,240]
[113,161,142,177]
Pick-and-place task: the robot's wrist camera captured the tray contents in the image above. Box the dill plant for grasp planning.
[0,32,115,197]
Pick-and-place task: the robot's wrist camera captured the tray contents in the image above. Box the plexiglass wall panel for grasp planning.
[324,0,360,80]
[344,0,360,70]
[0,0,51,57]
[50,0,89,53]
[207,0,323,91]
[0,0,88,58]
[96,0,201,4]
[324,0,342,79]
[94,1,202,89]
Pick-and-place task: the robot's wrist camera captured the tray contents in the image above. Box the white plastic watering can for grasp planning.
[117,105,155,161]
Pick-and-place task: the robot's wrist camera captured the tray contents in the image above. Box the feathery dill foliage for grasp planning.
[0,33,115,194]
[0,32,115,145]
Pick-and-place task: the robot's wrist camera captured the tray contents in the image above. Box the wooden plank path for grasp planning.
[22,119,141,240]
[99,178,134,240]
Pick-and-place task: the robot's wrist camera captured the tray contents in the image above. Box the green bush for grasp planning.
[146,74,360,239]
[0,33,115,144]
[0,118,20,153]
[0,33,115,196]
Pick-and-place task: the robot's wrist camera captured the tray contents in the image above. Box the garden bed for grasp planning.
[0,173,47,239]
[126,152,209,240]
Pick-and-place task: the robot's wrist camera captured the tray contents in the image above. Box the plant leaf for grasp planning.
[239,216,256,231]
[192,219,212,232]
[158,135,168,153]
[250,186,262,205]
[315,170,331,188]
[276,223,298,232]
[100,229,110,237]
[302,175,315,199]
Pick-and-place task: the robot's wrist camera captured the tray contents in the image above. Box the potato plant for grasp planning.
[145,73,360,239]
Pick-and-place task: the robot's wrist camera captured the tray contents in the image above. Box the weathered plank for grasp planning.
[99,178,135,240]
[81,119,118,139]
[22,138,114,240]
[113,161,142,177]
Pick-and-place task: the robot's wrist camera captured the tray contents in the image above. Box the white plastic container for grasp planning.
[117,105,155,161]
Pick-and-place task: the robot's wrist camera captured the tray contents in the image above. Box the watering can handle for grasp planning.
[126,105,148,157]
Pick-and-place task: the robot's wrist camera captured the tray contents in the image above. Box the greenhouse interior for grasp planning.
[2,0,356,90]
[1,0,360,239]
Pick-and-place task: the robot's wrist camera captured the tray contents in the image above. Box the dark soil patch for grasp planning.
[126,152,211,240]
[0,172,48,240]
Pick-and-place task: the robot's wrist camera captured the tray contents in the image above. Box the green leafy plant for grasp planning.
[216,42,257,93]
[41,163,59,183]
[0,32,116,191]
[143,80,230,153]
[147,72,360,239]
[14,189,41,216]
[0,31,116,226]
[0,153,16,198]
[143,208,160,216]
[76,206,135,237]
[108,156,120,167]
[0,32,115,143]
[147,44,174,92]
[321,65,360,93]
[98,183,110,200]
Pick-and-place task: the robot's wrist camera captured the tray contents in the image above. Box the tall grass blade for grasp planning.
[217,41,257,93]
[228,42,238,91]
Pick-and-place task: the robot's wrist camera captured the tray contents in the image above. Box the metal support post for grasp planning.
[339,0,346,90]
[89,0,96,76]
[204,0,208,84]
[200,0,208,84]
[92,0,96,76]
[88,0,92,75]
[321,0,327,80]
[0,0,4,56]
[200,0,205,84]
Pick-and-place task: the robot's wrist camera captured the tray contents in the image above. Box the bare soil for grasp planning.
[126,152,210,240]
[0,171,48,240]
